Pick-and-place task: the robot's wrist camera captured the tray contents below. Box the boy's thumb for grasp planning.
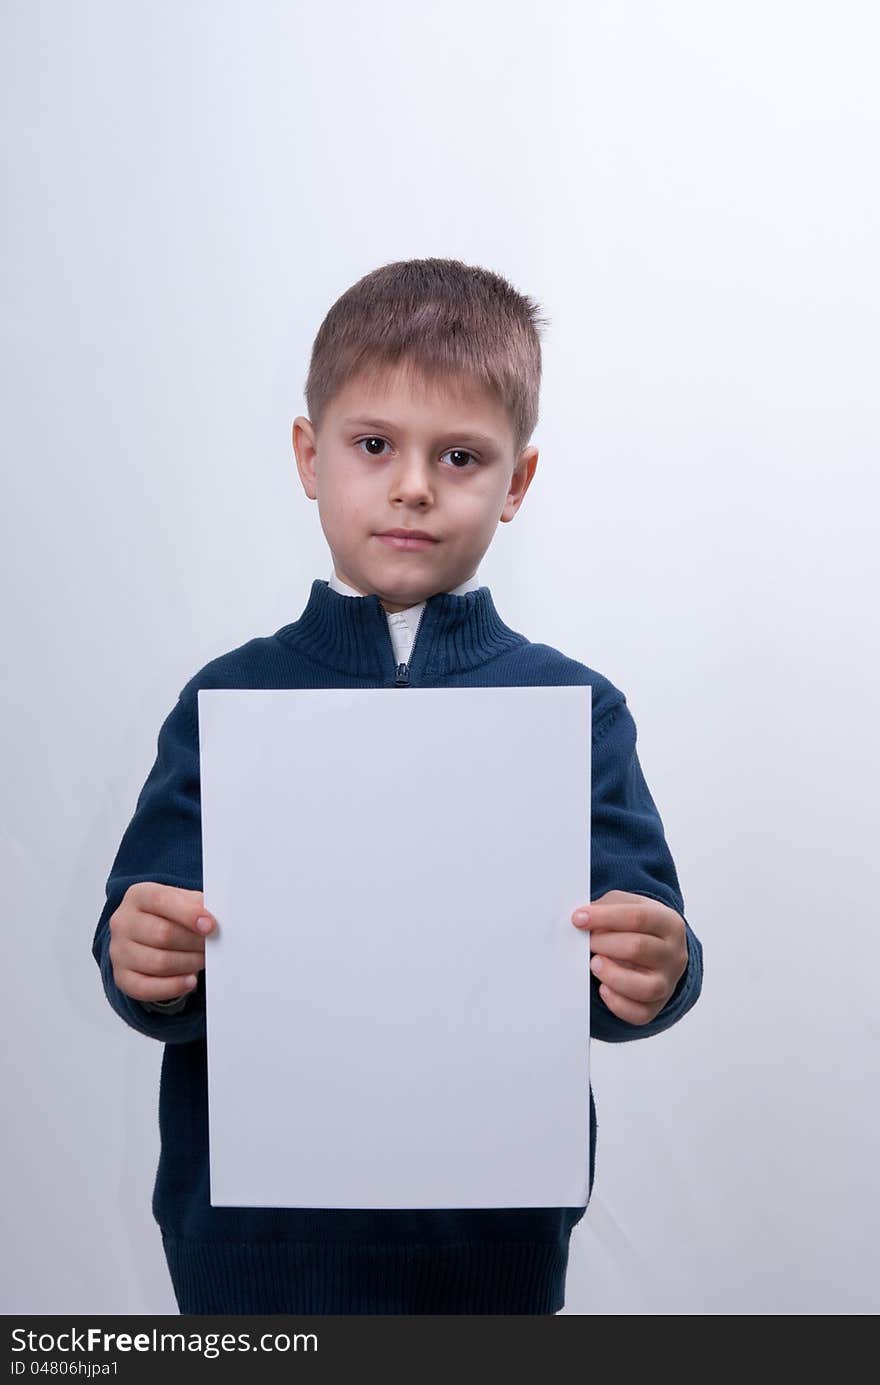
[191,893,216,934]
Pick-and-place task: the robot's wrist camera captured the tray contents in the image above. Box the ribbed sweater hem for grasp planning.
[161,1233,569,1315]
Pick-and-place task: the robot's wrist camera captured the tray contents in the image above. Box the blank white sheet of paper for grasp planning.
[198,684,591,1209]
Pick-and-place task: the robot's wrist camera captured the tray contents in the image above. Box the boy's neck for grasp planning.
[328,568,481,613]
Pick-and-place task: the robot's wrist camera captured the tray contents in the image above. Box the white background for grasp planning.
[2,0,878,1314]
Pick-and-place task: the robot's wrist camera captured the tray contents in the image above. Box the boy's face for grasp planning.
[292,363,538,614]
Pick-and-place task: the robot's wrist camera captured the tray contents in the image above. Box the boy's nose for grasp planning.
[388,462,434,502]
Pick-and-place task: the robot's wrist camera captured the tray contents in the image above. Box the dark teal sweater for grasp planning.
[92,578,703,1314]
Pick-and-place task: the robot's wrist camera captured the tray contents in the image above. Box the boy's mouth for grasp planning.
[375,529,439,550]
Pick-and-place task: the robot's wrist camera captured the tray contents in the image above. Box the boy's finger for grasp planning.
[589,955,667,1004]
[130,913,211,951]
[573,903,665,934]
[118,968,199,1004]
[135,882,216,934]
[594,982,657,1026]
[126,938,206,977]
[587,931,666,969]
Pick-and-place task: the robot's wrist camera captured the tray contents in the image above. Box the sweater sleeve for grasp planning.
[589,696,703,1043]
[91,683,208,1045]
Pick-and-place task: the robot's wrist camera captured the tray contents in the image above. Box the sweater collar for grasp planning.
[275,577,527,680]
[328,568,481,665]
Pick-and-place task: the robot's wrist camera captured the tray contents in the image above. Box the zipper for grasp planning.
[392,606,426,686]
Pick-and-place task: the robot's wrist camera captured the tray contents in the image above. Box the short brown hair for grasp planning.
[303,257,550,457]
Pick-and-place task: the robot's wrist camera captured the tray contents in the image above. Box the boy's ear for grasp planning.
[500,446,539,523]
[292,416,318,498]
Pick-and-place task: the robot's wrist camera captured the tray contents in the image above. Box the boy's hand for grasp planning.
[571,889,688,1025]
[108,882,217,1004]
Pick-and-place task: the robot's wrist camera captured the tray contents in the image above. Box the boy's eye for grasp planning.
[357,437,389,458]
[356,437,479,469]
[443,448,479,469]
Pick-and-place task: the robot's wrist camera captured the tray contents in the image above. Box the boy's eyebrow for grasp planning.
[341,417,501,449]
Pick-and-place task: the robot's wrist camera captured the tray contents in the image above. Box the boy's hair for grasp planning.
[304,257,550,458]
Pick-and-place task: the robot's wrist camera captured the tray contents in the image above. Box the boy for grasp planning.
[92,257,703,1315]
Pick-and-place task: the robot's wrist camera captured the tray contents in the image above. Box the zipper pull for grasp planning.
[394,662,410,686]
